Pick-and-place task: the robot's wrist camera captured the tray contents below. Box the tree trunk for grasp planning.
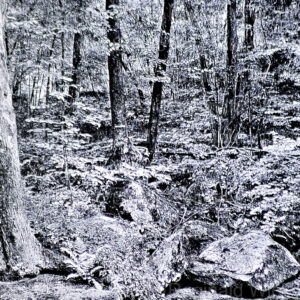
[223,0,238,146]
[244,0,255,146]
[58,0,65,91]
[46,35,56,103]
[69,0,83,102]
[147,0,175,161]
[0,3,43,278]
[106,0,127,164]
[244,0,255,51]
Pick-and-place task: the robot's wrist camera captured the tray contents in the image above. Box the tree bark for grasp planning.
[244,0,255,51]
[106,0,127,163]
[58,0,65,90]
[244,0,255,146]
[223,0,238,146]
[69,0,83,102]
[46,35,57,103]
[147,0,175,162]
[0,2,43,277]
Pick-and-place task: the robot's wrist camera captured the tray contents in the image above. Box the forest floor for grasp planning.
[0,92,299,299]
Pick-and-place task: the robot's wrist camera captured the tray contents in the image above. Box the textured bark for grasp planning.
[223,0,238,146]
[147,0,175,161]
[0,2,43,277]
[69,0,83,102]
[244,0,255,146]
[106,0,127,163]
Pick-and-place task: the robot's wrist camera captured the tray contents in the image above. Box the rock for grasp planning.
[182,220,227,255]
[275,276,300,299]
[165,287,290,300]
[105,179,154,226]
[187,230,300,292]
[150,231,187,292]
[0,274,120,300]
[149,221,225,292]
[120,181,153,225]
[166,288,237,300]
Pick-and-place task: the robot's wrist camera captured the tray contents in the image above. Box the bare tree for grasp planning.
[147,0,175,161]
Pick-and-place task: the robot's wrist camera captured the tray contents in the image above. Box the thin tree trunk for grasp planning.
[30,75,37,105]
[106,0,127,164]
[224,0,238,146]
[46,35,57,102]
[12,70,23,95]
[147,0,175,161]
[0,3,43,277]
[69,32,82,100]
[244,0,255,51]
[58,0,65,91]
[69,0,83,102]
[60,31,65,90]
[244,0,255,144]
[4,27,8,55]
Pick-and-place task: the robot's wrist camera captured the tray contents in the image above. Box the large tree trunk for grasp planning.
[69,0,83,102]
[106,0,127,164]
[0,2,43,277]
[147,0,175,162]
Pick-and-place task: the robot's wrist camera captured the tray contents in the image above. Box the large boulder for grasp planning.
[149,221,226,292]
[187,230,300,292]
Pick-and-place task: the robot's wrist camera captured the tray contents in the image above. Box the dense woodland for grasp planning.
[0,0,300,299]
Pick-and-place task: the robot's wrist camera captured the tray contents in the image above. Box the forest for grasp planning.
[0,0,300,299]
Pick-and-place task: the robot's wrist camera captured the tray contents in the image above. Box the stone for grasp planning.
[150,231,187,291]
[149,221,225,292]
[166,288,237,300]
[187,230,300,292]
[106,179,153,226]
[0,274,120,300]
[182,220,227,255]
